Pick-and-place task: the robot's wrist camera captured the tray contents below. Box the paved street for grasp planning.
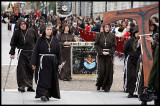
[1,23,154,105]
[2,90,154,105]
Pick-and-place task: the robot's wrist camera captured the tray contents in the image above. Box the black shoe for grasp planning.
[41,96,48,102]
[141,101,147,105]
[97,86,101,90]
[66,79,72,81]
[27,87,35,92]
[133,94,138,98]
[46,96,50,101]
[128,93,133,98]
[104,90,109,92]
[104,88,109,92]
[18,87,25,92]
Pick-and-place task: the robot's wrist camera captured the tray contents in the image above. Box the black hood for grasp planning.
[42,25,57,38]
[149,20,158,34]
[18,18,28,29]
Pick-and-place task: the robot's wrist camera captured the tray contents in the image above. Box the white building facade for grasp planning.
[72,1,92,18]
[71,1,159,20]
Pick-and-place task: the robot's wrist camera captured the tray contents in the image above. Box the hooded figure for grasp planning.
[31,20,38,38]
[149,20,158,35]
[149,20,159,57]
[9,18,37,92]
[30,24,61,101]
[57,23,75,81]
[123,25,141,98]
[132,19,159,99]
[94,24,117,92]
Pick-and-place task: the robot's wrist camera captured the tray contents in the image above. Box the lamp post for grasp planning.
[90,1,93,18]
[131,1,133,8]
[43,1,44,14]
[105,1,107,12]
[45,1,47,14]
[79,1,81,16]
[75,1,76,15]
[49,2,50,14]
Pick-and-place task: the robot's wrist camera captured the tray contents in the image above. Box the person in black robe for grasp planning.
[57,23,75,81]
[148,46,159,105]
[51,16,57,27]
[123,25,141,98]
[26,18,32,28]
[9,18,37,92]
[94,24,117,92]
[30,20,39,39]
[132,20,159,104]
[30,24,61,101]
[40,21,46,35]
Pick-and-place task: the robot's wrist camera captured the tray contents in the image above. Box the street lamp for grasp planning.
[79,1,81,16]
[90,1,93,18]
[105,1,107,12]
[131,1,133,8]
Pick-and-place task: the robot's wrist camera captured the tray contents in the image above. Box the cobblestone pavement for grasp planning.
[2,64,124,92]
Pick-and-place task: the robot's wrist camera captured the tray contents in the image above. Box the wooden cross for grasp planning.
[103,3,159,86]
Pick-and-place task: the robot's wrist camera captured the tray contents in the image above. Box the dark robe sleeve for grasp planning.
[30,38,40,66]
[35,27,38,37]
[57,40,61,65]
[9,30,19,55]
[151,33,159,51]
[72,35,76,42]
[123,39,131,57]
[57,34,64,47]
[94,33,103,55]
[148,46,159,90]
[76,29,80,35]
[132,37,141,53]
[30,28,37,43]
[109,34,117,56]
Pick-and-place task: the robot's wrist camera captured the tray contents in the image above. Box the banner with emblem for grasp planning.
[56,1,72,17]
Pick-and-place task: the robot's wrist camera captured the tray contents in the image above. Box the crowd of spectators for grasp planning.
[1,11,159,39]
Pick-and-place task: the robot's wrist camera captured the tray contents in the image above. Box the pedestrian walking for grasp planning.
[9,18,37,92]
[57,23,75,81]
[30,20,38,38]
[132,19,159,102]
[94,23,117,92]
[30,24,61,101]
[123,25,141,98]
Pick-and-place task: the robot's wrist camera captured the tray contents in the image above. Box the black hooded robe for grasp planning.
[123,37,141,94]
[9,18,37,88]
[94,32,117,91]
[132,22,159,95]
[57,33,75,80]
[30,34,61,99]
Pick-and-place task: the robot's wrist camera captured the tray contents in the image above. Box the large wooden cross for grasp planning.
[103,3,159,86]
